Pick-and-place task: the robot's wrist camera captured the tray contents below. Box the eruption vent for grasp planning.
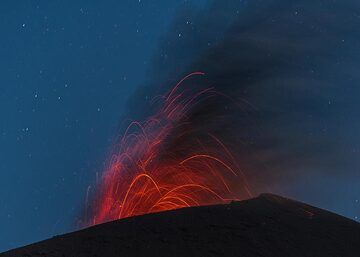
[87,72,251,225]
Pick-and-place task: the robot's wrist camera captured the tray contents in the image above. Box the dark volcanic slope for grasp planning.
[2,194,360,257]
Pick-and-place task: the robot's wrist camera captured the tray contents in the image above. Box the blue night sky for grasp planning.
[0,0,206,251]
[0,0,359,252]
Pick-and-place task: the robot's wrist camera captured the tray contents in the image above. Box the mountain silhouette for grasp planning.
[2,194,359,257]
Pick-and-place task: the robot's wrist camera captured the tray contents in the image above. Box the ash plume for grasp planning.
[123,0,360,212]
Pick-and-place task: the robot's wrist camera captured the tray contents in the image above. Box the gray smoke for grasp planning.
[124,0,360,217]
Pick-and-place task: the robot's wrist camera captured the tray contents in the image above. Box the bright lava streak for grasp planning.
[86,72,252,226]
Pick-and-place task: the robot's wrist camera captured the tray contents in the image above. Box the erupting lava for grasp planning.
[87,72,252,226]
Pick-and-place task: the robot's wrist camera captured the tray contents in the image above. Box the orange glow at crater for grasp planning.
[87,72,252,226]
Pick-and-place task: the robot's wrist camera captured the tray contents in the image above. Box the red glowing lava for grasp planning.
[87,72,252,225]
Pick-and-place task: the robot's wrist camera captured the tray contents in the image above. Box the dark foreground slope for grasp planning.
[2,194,360,257]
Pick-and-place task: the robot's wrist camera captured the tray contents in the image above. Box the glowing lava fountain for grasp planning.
[87,72,252,226]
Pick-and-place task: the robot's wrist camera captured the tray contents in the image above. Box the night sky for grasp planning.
[1,0,359,252]
[0,0,207,251]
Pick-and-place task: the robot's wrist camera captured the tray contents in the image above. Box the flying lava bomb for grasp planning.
[86,72,252,225]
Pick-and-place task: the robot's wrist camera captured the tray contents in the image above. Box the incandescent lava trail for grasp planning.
[86,72,252,225]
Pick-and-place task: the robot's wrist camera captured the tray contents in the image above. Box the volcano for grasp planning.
[1,194,359,257]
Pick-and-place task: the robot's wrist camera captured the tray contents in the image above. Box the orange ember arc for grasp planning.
[87,72,252,226]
